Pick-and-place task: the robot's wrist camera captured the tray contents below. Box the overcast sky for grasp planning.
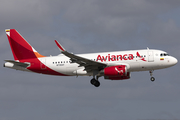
[1,0,180,120]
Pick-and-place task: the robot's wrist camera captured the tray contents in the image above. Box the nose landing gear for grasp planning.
[150,76,155,81]
[149,70,155,82]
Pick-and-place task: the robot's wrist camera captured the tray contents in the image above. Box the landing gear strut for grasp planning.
[149,70,155,82]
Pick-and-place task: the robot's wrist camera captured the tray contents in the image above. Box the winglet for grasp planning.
[55,40,66,52]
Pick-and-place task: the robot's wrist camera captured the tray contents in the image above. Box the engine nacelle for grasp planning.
[101,65,131,80]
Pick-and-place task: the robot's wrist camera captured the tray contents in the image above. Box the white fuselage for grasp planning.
[38,49,177,76]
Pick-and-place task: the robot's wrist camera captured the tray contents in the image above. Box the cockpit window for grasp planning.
[160,53,169,56]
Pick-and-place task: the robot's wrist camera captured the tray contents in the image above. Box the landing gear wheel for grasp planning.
[151,77,155,82]
[90,78,96,85]
[90,78,100,87]
[94,81,100,87]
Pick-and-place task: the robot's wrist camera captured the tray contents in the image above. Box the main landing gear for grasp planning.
[149,70,155,82]
[90,78,100,87]
[90,71,100,87]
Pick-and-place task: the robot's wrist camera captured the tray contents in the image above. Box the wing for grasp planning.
[54,40,107,71]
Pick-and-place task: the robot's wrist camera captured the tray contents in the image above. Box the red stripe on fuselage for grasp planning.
[19,58,68,76]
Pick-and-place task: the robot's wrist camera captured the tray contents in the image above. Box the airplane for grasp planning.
[4,29,178,87]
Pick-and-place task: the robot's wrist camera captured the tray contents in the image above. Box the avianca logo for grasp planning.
[136,52,147,61]
[96,52,147,62]
[96,54,134,62]
[115,67,124,74]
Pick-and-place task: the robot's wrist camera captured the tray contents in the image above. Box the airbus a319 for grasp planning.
[4,29,178,87]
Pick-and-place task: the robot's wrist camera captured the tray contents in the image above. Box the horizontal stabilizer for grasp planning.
[4,60,30,68]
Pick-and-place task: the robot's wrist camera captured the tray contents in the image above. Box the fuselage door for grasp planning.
[148,51,154,62]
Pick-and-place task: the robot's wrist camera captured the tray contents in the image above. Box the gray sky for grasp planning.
[0,0,180,120]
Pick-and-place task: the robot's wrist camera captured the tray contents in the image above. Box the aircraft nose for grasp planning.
[171,57,178,65]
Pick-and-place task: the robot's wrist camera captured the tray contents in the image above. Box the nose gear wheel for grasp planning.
[149,70,155,82]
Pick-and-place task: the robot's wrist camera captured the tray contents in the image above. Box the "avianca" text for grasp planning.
[96,54,134,62]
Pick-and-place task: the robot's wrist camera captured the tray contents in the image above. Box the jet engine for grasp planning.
[100,65,130,80]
